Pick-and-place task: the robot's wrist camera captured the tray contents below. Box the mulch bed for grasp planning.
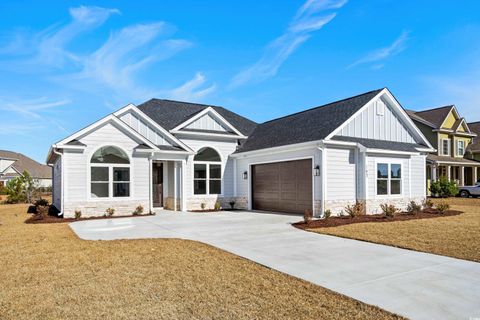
[25,213,154,224]
[293,209,463,230]
[188,208,240,213]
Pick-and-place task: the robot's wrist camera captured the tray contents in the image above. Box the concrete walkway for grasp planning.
[70,210,480,320]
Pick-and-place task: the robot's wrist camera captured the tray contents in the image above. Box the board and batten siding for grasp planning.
[119,110,173,146]
[62,122,150,217]
[338,99,415,143]
[325,147,356,201]
[185,113,229,132]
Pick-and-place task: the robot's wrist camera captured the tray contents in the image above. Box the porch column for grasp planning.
[431,164,437,180]
[173,162,177,211]
[474,167,478,185]
[447,165,451,180]
[459,166,465,186]
[181,160,187,211]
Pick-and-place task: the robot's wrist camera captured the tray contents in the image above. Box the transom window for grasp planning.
[376,163,402,196]
[90,146,130,198]
[457,140,465,156]
[193,147,221,195]
[441,139,450,156]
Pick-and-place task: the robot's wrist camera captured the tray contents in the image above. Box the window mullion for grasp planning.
[206,163,210,195]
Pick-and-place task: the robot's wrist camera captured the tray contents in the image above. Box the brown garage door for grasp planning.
[252,159,312,214]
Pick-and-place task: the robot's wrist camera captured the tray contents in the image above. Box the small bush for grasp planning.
[406,201,421,215]
[74,210,82,220]
[214,201,221,211]
[133,205,144,216]
[34,198,49,207]
[200,202,206,210]
[436,201,450,214]
[105,207,115,217]
[304,209,313,224]
[323,209,332,219]
[36,205,48,218]
[345,201,365,218]
[380,203,400,218]
[430,176,458,197]
[422,198,434,209]
[229,200,236,209]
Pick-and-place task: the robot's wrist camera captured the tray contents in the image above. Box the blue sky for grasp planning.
[1,0,479,162]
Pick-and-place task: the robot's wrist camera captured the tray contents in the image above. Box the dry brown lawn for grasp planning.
[0,204,401,320]
[309,198,480,262]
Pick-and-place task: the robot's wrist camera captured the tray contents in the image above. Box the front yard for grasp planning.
[308,198,480,262]
[0,204,400,320]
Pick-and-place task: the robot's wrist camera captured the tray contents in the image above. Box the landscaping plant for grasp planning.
[429,176,458,198]
[74,210,82,220]
[406,201,421,215]
[229,200,236,209]
[34,198,49,207]
[345,201,365,218]
[323,209,332,219]
[436,201,450,214]
[4,171,39,204]
[422,198,434,209]
[200,202,206,210]
[105,208,115,217]
[214,201,221,211]
[133,205,144,215]
[380,203,400,218]
[303,208,313,224]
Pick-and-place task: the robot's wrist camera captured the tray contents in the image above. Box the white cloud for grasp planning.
[230,0,347,88]
[347,30,410,69]
[166,72,216,101]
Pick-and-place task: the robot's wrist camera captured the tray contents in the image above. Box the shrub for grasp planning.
[323,209,332,219]
[406,201,421,215]
[345,201,365,218]
[5,177,26,204]
[36,205,48,218]
[105,208,115,217]
[214,201,221,211]
[133,205,144,216]
[0,184,6,195]
[422,198,434,209]
[74,210,82,220]
[380,203,400,218]
[304,209,313,224]
[430,176,458,198]
[200,202,206,210]
[34,198,49,207]
[436,201,450,214]
[229,200,236,209]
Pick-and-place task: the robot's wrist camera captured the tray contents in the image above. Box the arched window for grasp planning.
[90,146,130,198]
[193,147,221,195]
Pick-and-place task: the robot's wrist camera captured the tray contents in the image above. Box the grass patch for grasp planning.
[0,204,401,320]
[308,198,480,262]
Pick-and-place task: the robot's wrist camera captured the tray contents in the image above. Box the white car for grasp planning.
[458,183,480,198]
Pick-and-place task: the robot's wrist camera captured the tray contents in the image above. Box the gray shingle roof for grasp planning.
[427,154,480,165]
[467,121,480,153]
[137,99,257,136]
[411,106,453,128]
[234,89,383,153]
[0,150,52,179]
[332,136,426,152]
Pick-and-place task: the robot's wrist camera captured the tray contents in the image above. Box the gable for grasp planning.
[442,109,457,129]
[118,109,174,146]
[183,112,230,133]
[0,159,16,172]
[337,97,416,144]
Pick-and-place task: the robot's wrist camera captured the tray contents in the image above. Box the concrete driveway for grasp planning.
[70,210,480,320]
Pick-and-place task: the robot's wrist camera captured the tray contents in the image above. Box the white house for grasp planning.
[0,150,52,188]
[46,88,435,218]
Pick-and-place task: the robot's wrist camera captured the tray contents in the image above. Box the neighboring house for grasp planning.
[407,106,479,191]
[466,121,480,164]
[0,150,52,188]
[47,88,434,218]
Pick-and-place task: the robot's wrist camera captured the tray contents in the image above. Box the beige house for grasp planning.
[0,150,52,188]
[466,121,480,165]
[407,106,480,192]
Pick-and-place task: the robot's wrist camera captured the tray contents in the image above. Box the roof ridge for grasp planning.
[415,105,454,113]
[260,88,384,125]
[151,98,218,109]
[467,120,480,124]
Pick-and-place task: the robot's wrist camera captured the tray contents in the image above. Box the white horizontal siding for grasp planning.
[339,98,415,143]
[185,113,229,132]
[325,147,356,201]
[119,110,172,146]
[411,155,426,198]
[366,154,410,199]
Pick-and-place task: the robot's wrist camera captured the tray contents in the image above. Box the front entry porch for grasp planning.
[426,160,480,195]
[150,159,186,212]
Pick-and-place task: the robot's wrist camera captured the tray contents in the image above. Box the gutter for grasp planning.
[48,146,64,216]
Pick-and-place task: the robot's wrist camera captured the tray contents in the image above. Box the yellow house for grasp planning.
[407,105,479,192]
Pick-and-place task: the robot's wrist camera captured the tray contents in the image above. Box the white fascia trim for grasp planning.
[366,148,421,156]
[230,140,321,158]
[416,147,436,152]
[55,145,87,150]
[171,107,245,137]
[171,130,247,139]
[114,104,194,152]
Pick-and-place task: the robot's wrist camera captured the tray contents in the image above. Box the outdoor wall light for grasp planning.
[314,165,320,176]
[242,171,248,180]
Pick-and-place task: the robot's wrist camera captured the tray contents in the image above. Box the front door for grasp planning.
[153,163,163,207]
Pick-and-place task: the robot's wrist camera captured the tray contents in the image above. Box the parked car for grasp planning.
[458,183,480,198]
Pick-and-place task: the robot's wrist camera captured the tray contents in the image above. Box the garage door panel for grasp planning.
[252,159,312,214]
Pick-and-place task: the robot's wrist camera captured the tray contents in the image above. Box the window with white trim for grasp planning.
[457,140,465,156]
[376,163,402,195]
[90,146,130,198]
[441,139,450,156]
[193,147,221,195]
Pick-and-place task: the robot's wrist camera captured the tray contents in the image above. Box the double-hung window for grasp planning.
[376,163,402,196]
[193,147,221,195]
[457,140,465,156]
[441,139,450,156]
[90,146,130,198]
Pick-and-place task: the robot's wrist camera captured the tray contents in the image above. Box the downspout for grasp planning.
[317,144,326,217]
[148,152,153,214]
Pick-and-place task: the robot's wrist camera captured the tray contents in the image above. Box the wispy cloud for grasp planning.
[230,0,347,88]
[166,72,216,101]
[347,30,410,69]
